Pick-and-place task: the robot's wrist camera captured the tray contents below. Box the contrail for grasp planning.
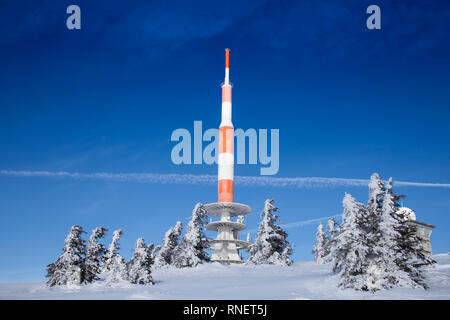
[280,214,342,229]
[1,170,450,188]
[246,214,343,233]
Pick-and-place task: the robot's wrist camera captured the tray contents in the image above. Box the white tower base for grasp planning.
[204,202,251,263]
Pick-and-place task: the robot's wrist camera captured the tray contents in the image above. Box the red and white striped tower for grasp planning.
[218,48,234,203]
[204,49,251,263]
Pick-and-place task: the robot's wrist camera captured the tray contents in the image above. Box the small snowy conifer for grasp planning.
[102,229,127,283]
[323,218,338,263]
[333,193,371,290]
[312,223,328,264]
[247,199,293,266]
[126,238,155,285]
[46,225,86,287]
[82,227,107,284]
[172,203,209,268]
[154,221,183,268]
[101,229,124,273]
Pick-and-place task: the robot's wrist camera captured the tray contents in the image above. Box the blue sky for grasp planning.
[1,0,450,281]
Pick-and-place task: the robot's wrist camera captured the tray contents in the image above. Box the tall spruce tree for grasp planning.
[126,238,155,285]
[172,203,209,268]
[154,221,183,268]
[333,193,371,290]
[82,227,107,284]
[46,225,86,287]
[388,178,435,289]
[371,178,413,289]
[247,199,293,265]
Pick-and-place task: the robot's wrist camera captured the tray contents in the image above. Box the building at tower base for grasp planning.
[397,207,435,256]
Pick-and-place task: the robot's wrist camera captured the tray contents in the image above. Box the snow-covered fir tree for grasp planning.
[153,221,183,268]
[246,233,251,243]
[101,229,127,284]
[82,227,107,284]
[364,177,434,291]
[333,193,371,290]
[104,253,128,285]
[46,225,86,287]
[369,177,413,289]
[328,174,435,291]
[101,229,125,273]
[322,217,338,263]
[126,238,155,285]
[247,199,293,266]
[385,178,435,289]
[172,203,209,268]
[312,223,328,264]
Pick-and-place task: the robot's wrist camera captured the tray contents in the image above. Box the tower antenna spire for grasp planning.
[224,48,230,85]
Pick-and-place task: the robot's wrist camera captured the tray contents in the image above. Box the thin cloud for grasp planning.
[1,170,450,188]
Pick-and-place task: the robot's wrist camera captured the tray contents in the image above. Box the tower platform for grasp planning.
[204,202,251,217]
[204,202,251,263]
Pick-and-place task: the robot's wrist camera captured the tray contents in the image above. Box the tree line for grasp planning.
[46,200,293,287]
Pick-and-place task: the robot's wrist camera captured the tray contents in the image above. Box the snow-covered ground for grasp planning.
[1,254,449,300]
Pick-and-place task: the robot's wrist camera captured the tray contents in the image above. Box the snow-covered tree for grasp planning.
[394,222,435,289]
[330,174,435,291]
[368,178,413,289]
[322,217,339,263]
[172,203,209,268]
[312,223,328,264]
[101,229,125,273]
[361,173,386,261]
[82,227,107,284]
[365,177,434,291]
[247,199,293,266]
[46,225,86,287]
[333,193,371,290]
[154,221,183,268]
[386,178,435,289]
[104,254,128,285]
[101,229,127,284]
[246,233,251,243]
[126,238,155,285]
